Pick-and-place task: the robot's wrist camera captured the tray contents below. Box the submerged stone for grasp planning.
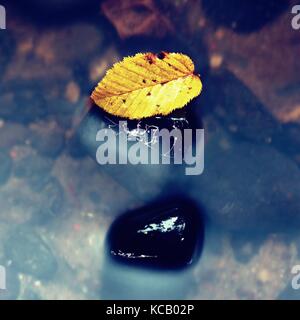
[189,116,300,232]
[14,153,54,190]
[0,32,15,80]
[107,197,204,270]
[4,227,58,280]
[202,0,289,33]
[31,177,65,224]
[0,84,47,124]
[30,126,65,159]
[0,151,12,186]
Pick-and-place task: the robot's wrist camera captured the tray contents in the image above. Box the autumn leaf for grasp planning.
[91,52,202,120]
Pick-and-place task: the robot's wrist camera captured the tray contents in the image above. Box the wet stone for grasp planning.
[30,126,65,159]
[0,151,12,186]
[4,228,58,280]
[14,153,54,191]
[107,197,204,270]
[31,177,65,224]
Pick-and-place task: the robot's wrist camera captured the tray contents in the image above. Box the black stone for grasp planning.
[83,104,198,149]
[78,104,201,201]
[0,151,12,186]
[4,227,58,280]
[202,0,289,33]
[107,197,204,270]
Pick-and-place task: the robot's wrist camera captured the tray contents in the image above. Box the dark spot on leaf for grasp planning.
[122,99,126,103]
[143,79,146,83]
[145,53,156,64]
[152,79,157,83]
[147,92,151,96]
[157,51,167,60]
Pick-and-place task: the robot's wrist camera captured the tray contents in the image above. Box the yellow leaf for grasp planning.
[91,52,202,119]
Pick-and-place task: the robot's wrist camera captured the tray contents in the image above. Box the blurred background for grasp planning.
[0,0,300,300]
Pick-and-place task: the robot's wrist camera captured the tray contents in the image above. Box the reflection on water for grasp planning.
[0,0,300,300]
